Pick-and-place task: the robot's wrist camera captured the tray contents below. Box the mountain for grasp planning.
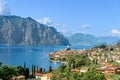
[97,36,120,45]
[67,33,103,46]
[0,15,70,46]
[116,42,120,46]
[67,33,120,46]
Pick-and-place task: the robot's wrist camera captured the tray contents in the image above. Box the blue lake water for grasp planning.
[0,45,92,71]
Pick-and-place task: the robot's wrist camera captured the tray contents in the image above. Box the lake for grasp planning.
[0,45,92,71]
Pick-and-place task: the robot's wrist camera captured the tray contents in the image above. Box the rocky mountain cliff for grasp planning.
[0,16,70,46]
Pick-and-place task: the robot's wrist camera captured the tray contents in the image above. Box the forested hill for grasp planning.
[0,16,70,46]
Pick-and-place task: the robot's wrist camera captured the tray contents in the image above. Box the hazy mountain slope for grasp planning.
[67,33,120,46]
[98,36,120,45]
[0,15,70,46]
[67,33,102,46]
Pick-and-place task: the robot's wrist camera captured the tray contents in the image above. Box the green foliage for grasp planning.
[58,64,66,73]
[64,66,71,76]
[53,61,105,80]
[49,66,53,72]
[51,74,58,80]
[68,55,90,68]
[17,66,30,79]
[70,72,81,80]
[94,44,106,49]
[81,70,105,80]
[0,61,2,67]
[24,68,29,79]
[0,64,17,80]
[17,66,24,75]
[105,74,120,80]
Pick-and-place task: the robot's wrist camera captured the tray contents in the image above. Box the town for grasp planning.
[49,43,120,80]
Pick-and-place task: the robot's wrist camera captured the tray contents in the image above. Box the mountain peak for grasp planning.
[0,15,70,46]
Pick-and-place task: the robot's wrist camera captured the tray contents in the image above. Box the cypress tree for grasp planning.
[24,62,26,69]
[32,64,34,76]
[34,65,36,74]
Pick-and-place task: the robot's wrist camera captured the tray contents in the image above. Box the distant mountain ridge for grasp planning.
[97,36,120,45]
[67,33,102,46]
[67,33,120,46]
[0,15,70,46]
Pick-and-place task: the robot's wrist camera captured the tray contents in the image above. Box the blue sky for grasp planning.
[1,0,120,36]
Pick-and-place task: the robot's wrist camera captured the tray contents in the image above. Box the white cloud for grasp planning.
[0,0,11,15]
[58,29,72,36]
[37,17,71,36]
[111,29,120,35]
[37,17,65,28]
[37,17,53,26]
[80,24,93,29]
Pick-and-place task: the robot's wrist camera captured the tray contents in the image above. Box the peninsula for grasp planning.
[49,43,120,80]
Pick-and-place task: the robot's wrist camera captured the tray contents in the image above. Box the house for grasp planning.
[35,72,43,79]
[10,75,25,80]
[41,73,53,80]
[16,75,25,80]
[80,67,89,73]
[105,78,111,80]
[104,67,117,74]
[96,63,119,74]
[71,68,80,72]
[35,73,53,80]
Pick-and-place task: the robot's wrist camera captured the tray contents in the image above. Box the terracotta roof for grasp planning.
[103,63,112,67]
[16,75,25,79]
[106,78,111,80]
[80,67,89,70]
[71,69,80,72]
[35,73,43,76]
[43,73,53,77]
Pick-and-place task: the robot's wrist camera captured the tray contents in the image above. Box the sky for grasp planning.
[0,0,120,37]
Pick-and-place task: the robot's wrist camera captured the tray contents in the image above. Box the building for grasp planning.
[35,72,43,79]
[35,73,53,80]
[80,67,89,73]
[41,73,53,80]
[96,63,119,74]
[10,75,25,80]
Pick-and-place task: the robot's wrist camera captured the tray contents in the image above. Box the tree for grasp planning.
[81,70,105,80]
[37,65,39,72]
[64,66,71,80]
[70,72,81,80]
[43,69,46,73]
[34,65,36,74]
[68,56,76,69]
[52,74,58,80]
[0,65,17,80]
[58,64,66,73]
[24,62,26,69]
[24,68,29,79]
[17,66,24,75]
[39,67,43,73]
[49,66,53,72]
[0,61,2,67]
[95,44,106,49]
[69,55,90,68]
[32,64,34,76]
